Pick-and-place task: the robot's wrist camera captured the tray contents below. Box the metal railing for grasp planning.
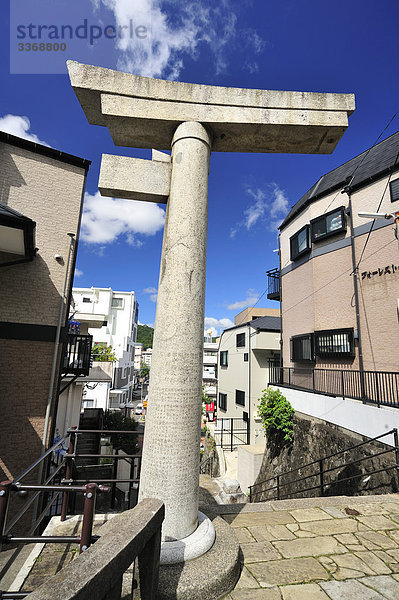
[0,428,142,597]
[270,366,399,407]
[266,268,280,301]
[62,334,93,376]
[214,418,249,451]
[249,428,399,503]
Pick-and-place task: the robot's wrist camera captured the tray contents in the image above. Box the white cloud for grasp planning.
[74,268,84,277]
[0,114,49,146]
[143,286,158,302]
[92,0,260,79]
[204,316,234,337]
[230,183,289,237]
[226,289,259,311]
[81,191,165,245]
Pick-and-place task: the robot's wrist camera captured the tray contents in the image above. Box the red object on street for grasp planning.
[206,403,215,412]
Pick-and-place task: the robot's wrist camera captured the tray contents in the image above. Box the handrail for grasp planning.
[251,428,396,490]
[12,434,69,483]
[249,428,399,502]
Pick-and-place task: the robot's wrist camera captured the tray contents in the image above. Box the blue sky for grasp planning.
[1,0,399,333]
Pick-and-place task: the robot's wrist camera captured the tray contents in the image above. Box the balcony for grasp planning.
[266,268,280,301]
[62,333,93,376]
[269,366,399,408]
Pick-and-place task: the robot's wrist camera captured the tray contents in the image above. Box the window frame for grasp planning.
[220,350,228,367]
[390,178,399,203]
[236,332,245,348]
[218,392,227,411]
[112,297,124,309]
[291,333,314,363]
[235,389,245,406]
[290,224,311,261]
[314,328,355,359]
[310,206,346,243]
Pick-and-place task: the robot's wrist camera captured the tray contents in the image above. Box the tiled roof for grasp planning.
[249,315,281,331]
[279,130,399,230]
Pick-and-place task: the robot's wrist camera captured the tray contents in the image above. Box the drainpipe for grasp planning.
[39,234,75,468]
[248,324,251,445]
[343,185,365,399]
[278,233,283,377]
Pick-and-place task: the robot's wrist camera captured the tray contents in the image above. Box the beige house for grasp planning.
[0,131,90,483]
[217,315,281,445]
[271,130,399,405]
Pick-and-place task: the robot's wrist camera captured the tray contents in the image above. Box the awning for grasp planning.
[0,203,36,267]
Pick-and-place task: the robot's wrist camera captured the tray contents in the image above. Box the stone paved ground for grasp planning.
[217,494,399,600]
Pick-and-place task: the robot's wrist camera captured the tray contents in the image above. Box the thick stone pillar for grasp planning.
[139,122,212,542]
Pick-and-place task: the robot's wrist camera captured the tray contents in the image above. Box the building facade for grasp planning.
[0,131,90,482]
[73,287,139,408]
[272,131,399,402]
[217,315,281,445]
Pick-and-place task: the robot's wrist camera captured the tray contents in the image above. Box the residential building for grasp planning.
[217,315,281,444]
[0,131,90,484]
[266,131,399,418]
[142,347,152,367]
[134,342,144,371]
[234,307,279,325]
[203,341,218,418]
[73,287,139,409]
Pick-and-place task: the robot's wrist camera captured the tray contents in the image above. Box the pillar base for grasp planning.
[160,511,215,565]
[157,515,241,600]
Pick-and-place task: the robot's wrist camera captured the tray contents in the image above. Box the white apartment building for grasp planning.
[73,287,139,410]
[142,348,152,367]
[217,315,281,445]
[203,341,218,401]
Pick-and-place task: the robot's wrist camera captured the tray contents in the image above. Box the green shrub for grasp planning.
[257,387,294,445]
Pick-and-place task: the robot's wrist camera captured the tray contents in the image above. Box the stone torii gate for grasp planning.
[68,60,354,562]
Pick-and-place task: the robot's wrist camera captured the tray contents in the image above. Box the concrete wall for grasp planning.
[271,385,399,447]
[280,170,399,372]
[0,140,87,483]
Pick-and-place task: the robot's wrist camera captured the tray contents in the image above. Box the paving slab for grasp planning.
[248,557,329,586]
[235,566,260,589]
[360,574,399,599]
[353,551,392,574]
[231,588,281,600]
[272,536,346,558]
[280,583,330,599]
[240,541,281,563]
[224,511,295,527]
[249,524,296,542]
[357,515,399,530]
[355,530,398,550]
[289,508,332,522]
[235,527,256,544]
[300,518,358,536]
[320,578,386,599]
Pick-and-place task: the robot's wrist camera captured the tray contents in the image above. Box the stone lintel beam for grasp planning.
[98,153,171,203]
[67,61,355,154]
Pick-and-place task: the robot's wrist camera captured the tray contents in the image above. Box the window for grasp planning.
[315,328,354,358]
[220,351,228,367]
[219,393,227,411]
[82,297,91,303]
[244,353,248,362]
[235,389,245,406]
[204,350,217,356]
[290,225,311,261]
[291,334,314,363]
[390,179,399,203]
[112,297,124,308]
[236,333,245,348]
[311,207,346,242]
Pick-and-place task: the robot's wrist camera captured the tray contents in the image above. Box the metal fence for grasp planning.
[213,418,249,451]
[270,366,399,407]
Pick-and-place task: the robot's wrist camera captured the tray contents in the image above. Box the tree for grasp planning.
[137,325,154,350]
[140,363,150,379]
[92,342,117,362]
[103,410,138,453]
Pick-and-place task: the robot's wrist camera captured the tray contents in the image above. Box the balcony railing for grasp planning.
[270,366,399,408]
[62,334,93,376]
[266,268,280,301]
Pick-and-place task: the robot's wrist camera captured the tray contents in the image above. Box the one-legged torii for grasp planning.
[68,61,354,563]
